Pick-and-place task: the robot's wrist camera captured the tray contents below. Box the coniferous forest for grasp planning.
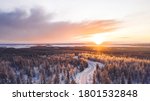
[0,46,150,84]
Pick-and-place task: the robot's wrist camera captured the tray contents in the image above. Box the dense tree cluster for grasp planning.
[80,53,150,84]
[0,54,88,84]
[0,46,150,84]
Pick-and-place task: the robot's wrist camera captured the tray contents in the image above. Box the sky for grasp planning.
[0,0,150,44]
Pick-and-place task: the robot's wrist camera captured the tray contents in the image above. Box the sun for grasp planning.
[90,34,105,45]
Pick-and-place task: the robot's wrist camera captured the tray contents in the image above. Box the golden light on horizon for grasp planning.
[90,34,105,45]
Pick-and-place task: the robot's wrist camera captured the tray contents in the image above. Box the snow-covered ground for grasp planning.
[75,57,104,84]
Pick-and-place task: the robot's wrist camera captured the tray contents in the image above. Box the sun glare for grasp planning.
[90,34,105,45]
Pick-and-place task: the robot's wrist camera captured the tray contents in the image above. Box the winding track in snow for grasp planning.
[75,57,104,84]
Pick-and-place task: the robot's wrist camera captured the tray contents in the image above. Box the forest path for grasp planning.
[75,58,104,84]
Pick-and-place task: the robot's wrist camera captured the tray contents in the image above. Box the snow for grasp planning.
[59,73,65,84]
[16,56,104,84]
[32,67,40,83]
[73,56,78,59]
[75,59,104,84]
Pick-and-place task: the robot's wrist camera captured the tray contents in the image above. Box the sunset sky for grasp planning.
[0,0,150,44]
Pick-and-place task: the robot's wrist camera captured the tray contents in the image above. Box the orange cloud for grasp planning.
[37,20,118,43]
[0,8,119,43]
[77,20,118,35]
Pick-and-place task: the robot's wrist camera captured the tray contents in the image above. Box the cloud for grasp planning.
[0,8,118,43]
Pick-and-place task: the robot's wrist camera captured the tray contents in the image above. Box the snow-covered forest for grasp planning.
[0,54,88,84]
[0,46,150,84]
[80,53,150,84]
